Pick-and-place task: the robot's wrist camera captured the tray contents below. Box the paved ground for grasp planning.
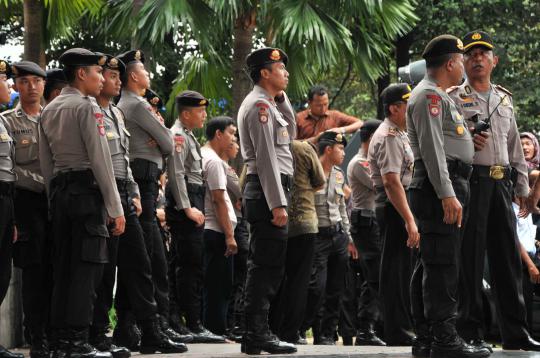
[11,344,540,358]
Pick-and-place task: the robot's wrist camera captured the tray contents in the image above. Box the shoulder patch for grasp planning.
[495,84,512,96]
[95,112,105,136]
[174,133,185,153]
[256,101,270,124]
[426,94,442,104]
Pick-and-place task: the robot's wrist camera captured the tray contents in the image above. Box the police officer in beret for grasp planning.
[449,31,540,352]
[344,119,384,346]
[39,48,125,358]
[407,36,490,358]
[369,83,416,346]
[90,54,188,355]
[300,131,357,345]
[1,61,50,358]
[44,68,67,105]
[165,90,226,343]
[237,47,297,355]
[0,59,24,358]
[115,50,175,343]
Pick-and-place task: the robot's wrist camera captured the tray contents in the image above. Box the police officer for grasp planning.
[39,48,125,358]
[237,47,297,355]
[2,61,50,358]
[91,54,188,355]
[165,90,225,343]
[345,119,384,346]
[300,131,356,345]
[0,60,24,358]
[369,84,416,346]
[407,36,490,358]
[449,31,540,352]
[116,50,174,341]
[44,68,67,104]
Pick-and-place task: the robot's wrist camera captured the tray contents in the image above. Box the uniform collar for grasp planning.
[14,103,41,123]
[253,85,276,105]
[62,86,85,97]
[122,89,142,99]
[460,79,501,103]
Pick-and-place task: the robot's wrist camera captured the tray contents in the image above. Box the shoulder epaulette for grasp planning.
[495,84,512,96]
[446,86,459,94]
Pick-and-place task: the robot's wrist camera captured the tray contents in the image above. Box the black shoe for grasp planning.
[355,329,386,346]
[157,315,193,344]
[0,346,24,358]
[469,339,493,353]
[503,335,540,351]
[29,329,50,358]
[431,337,491,358]
[112,318,140,351]
[241,335,297,355]
[139,318,188,354]
[296,331,307,345]
[342,336,353,346]
[412,336,431,358]
[188,323,226,343]
[225,328,243,343]
[90,335,130,358]
[315,336,335,345]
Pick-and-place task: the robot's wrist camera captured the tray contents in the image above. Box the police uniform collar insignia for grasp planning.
[465,85,472,94]
[135,51,141,61]
[270,50,281,61]
[472,33,482,40]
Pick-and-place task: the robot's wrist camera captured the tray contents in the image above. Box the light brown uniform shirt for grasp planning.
[448,80,528,197]
[347,148,375,211]
[0,114,15,182]
[2,103,44,192]
[315,166,351,240]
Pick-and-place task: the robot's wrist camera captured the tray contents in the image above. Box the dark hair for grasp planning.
[205,116,236,140]
[63,66,89,83]
[122,62,138,86]
[425,53,454,69]
[318,141,335,156]
[248,63,273,84]
[308,85,328,101]
[44,81,67,102]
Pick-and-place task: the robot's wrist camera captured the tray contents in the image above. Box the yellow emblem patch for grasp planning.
[199,99,207,106]
[472,33,482,40]
[456,125,464,135]
[0,133,9,141]
[106,132,115,139]
[335,171,344,184]
[270,49,281,61]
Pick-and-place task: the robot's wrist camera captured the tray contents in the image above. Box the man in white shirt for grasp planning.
[201,116,238,335]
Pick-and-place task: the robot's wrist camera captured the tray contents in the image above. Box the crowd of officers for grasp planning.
[0,29,540,358]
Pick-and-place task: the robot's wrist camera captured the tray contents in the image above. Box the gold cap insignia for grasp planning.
[109,58,118,68]
[0,61,6,73]
[457,39,464,50]
[472,33,482,40]
[199,99,207,105]
[150,97,159,105]
[270,49,281,61]
[336,133,343,142]
[98,56,106,66]
[134,50,141,61]
[11,66,18,75]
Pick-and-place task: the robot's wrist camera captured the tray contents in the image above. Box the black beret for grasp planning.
[59,48,106,67]
[0,59,11,79]
[381,83,412,106]
[176,90,209,108]
[101,54,126,76]
[11,60,46,78]
[144,89,163,109]
[463,30,494,52]
[360,119,382,139]
[422,35,464,60]
[117,50,145,66]
[246,47,288,69]
[46,68,67,84]
[319,131,347,147]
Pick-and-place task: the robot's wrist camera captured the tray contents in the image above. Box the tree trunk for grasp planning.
[23,0,45,67]
[395,31,413,74]
[376,72,390,120]
[230,9,256,172]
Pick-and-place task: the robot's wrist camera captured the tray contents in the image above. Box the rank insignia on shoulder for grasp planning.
[495,84,512,96]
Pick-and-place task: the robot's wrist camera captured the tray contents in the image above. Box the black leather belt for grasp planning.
[115,178,131,192]
[246,173,294,191]
[415,159,472,180]
[351,208,375,217]
[318,222,343,237]
[472,165,511,180]
[53,169,95,186]
[0,181,14,196]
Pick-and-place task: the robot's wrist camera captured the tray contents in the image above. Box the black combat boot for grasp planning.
[112,313,140,351]
[89,325,131,358]
[355,322,386,346]
[138,317,188,354]
[186,316,226,344]
[412,323,431,358]
[157,315,193,344]
[430,324,490,358]
[29,326,50,358]
[241,314,297,355]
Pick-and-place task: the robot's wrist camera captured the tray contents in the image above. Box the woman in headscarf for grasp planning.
[520,132,540,183]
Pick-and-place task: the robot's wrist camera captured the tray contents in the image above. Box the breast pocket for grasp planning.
[106,132,122,155]
[190,148,202,170]
[497,106,513,134]
[275,121,290,145]
[14,135,38,164]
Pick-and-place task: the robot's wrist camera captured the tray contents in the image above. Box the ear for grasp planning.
[76,67,87,81]
[260,68,271,80]
[493,55,499,67]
